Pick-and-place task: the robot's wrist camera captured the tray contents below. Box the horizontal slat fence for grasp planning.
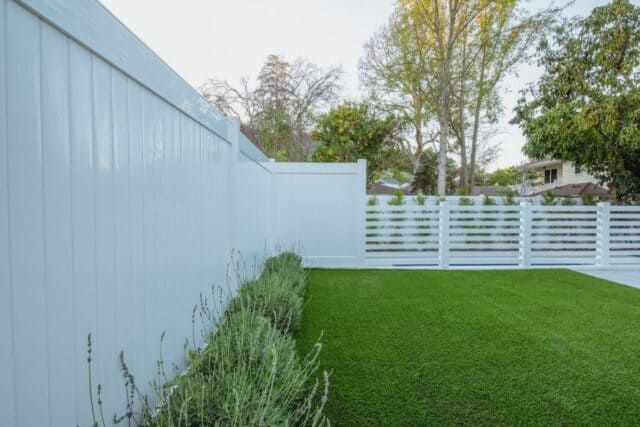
[365,202,640,268]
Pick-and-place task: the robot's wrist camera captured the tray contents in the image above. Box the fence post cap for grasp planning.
[520,200,531,206]
[597,201,610,206]
[439,200,449,206]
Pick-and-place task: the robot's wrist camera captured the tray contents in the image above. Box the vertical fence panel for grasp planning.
[0,1,17,426]
[69,38,98,424]
[112,67,133,413]
[41,20,77,425]
[6,3,50,424]
[92,54,121,418]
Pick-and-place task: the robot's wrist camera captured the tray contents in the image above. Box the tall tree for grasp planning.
[364,0,556,194]
[399,0,481,195]
[359,13,436,173]
[512,0,640,201]
[311,102,403,183]
[200,55,342,160]
[459,1,557,191]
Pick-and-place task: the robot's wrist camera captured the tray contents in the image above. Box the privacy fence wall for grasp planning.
[0,1,365,426]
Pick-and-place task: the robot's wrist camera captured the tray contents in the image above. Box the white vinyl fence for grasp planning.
[0,1,365,426]
[366,202,640,267]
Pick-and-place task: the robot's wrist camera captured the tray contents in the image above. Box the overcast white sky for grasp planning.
[100,0,627,171]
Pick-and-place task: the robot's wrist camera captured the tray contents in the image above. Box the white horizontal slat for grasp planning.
[366,229,438,236]
[609,243,640,249]
[533,214,598,220]
[531,230,597,236]
[531,250,596,256]
[610,251,640,256]
[531,242,596,249]
[532,236,597,243]
[449,253,519,259]
[449,236,519,243]
[367,239,439,246]
[448,205,523,212]
[449,243,519,250]
[530,221,596,227]
[610,205,640,211]
[448,214,520,221]
[365,206,439,213]
[531,206,598,212]
[366,220,439,227]
[366,244,439,251]
[449,221,520,229]
[365,213,439,221]
[609,221,640,227]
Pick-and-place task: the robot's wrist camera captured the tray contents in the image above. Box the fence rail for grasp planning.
[365,202,640,267]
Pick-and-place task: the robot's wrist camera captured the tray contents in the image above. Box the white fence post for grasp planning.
[519,201,532,268]
[357,159,368,267]
[597,202,611,266]
[439,201,449,268]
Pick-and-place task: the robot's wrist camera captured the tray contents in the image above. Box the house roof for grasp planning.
[517,158,562,170]
[533,182,610,197]
[367,183,414,195]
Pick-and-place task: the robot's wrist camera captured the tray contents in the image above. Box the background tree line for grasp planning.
[201,0,639,200]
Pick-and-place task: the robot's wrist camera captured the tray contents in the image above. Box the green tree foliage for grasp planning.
[487,167,519,186]
[312,102,402,183]
[512,0,640,200]
[412,148,458,194]
[201,55,342,161]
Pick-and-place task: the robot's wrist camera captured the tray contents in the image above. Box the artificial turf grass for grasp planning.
[295,269,640,426]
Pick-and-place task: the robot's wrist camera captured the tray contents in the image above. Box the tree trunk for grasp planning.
[437,90,448,196]
[469,58,486,192]
[458,78,467,190]
[414,122,424,174]
[458,26,468,191]
[437,7,457,196]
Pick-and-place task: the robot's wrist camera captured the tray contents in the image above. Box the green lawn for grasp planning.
[296,269,640,425]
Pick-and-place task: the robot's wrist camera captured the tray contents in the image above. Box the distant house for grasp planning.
[517,159,609,196]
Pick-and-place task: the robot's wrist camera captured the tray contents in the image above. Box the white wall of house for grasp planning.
[530,160,600,193]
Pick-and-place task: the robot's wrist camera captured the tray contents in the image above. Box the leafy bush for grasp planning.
[501,189,518,206]
[459,196,475,206]
[416,193,426,206]
[388,189,404,206]
[153,310,326,426]
[542,190,556,206]
[97,251,327,427]
[229,273,303,334]
[482,195,497,206]
[264,251,303,276]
